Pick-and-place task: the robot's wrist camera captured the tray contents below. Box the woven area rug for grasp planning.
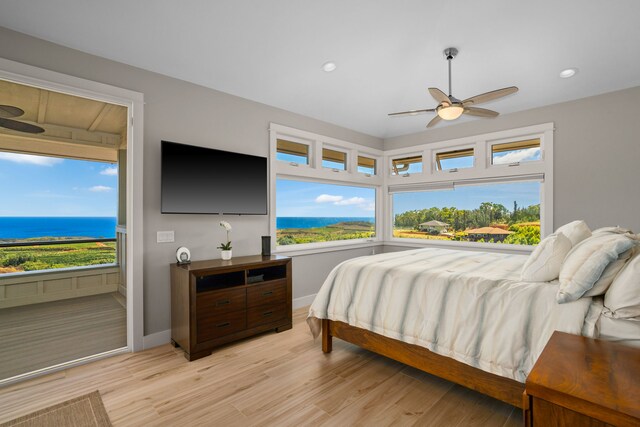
[0,391,112,427]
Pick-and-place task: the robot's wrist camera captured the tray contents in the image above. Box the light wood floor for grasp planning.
[0,307,522,426]
[0,293,126,380]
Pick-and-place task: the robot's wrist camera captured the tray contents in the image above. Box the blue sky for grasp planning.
[393,181,540,214]
[0,152,118,217]
[277,179,539,218]
[277,179,375,217]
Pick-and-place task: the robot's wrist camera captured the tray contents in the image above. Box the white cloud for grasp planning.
[362,202,376,211]
[89,185,113,192]
[315,194,343,203]
[0,152,63,166]
[335,197,366,206]
[493,148,540,165]
[100,166,118,176]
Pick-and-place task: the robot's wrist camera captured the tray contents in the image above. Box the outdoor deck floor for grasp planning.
[0,292,126,381]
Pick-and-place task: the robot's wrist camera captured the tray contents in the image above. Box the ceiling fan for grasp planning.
[388,48,518,128]
[0,105,45,134]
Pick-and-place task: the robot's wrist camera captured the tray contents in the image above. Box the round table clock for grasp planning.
[176,246,191,264]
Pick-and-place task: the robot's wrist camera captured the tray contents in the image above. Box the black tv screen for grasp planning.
[161,141,268,214]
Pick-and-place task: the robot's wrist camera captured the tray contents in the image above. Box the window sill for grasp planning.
[384,238,534,255]
[275,240,382,256]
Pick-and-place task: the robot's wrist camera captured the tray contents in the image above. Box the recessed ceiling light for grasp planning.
[322,61,337,72]
[559,68,578,78]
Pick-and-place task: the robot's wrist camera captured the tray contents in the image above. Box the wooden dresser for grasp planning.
[170,255,292,361]
[525,331,640,427]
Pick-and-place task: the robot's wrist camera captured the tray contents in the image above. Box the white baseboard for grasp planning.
[143,329,171,350]
[293,293,316,309]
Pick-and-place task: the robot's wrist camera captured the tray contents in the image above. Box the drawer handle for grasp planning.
[216,299,231,306]
[263,311,273,317]
[262,291,273,296]
[217,322,231,328]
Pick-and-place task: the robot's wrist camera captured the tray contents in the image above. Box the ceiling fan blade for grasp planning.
[388,108,435,117]
[0,105,25,119]
[0,118,46,134]
[462,86,518,106]
[426,115,442,128]
[464,107,499,118]
[428,88,450,106]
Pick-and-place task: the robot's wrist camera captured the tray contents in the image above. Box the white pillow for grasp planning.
[583,248,634,296]
[604,250,640,318]
[592,226,634,236]
[557,233,636,303]
[521,232,572,282]
[555,220,592,246]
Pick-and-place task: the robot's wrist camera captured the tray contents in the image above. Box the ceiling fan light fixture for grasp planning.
[437,104,464,120]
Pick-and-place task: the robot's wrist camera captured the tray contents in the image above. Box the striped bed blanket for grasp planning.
[308,248,596,382]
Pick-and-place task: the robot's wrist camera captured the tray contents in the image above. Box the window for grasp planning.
[492,138,541,165]
[322,148,346,170]
[357,155,376,175]
[435,148,474,171]
[391,155,422,175]
[392,181,541,245]
[0,152,119,274]
[276,138,309,165]
[276,179,375,246]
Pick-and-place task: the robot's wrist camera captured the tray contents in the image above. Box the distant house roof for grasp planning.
[419,220,449,227]
[465,227,514,235]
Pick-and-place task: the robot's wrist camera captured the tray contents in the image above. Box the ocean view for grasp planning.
[277,217,374,229]
[0,217,118,240]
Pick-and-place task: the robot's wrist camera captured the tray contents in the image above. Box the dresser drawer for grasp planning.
[197,310,246,342]
[247,281,286,308]
[247,303,286,328]
[197,287,246,315]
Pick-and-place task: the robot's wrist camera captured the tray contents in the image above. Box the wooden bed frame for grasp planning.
[321,319,526,409]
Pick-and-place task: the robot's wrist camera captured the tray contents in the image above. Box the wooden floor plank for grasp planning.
[0,306,521,426]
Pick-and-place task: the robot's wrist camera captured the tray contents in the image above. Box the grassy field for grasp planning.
[0,241,116,274]
[392,229,453,240]
[277,221,374,245]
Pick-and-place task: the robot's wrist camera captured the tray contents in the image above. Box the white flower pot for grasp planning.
[221,250,232,260]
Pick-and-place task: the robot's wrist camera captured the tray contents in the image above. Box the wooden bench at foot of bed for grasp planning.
[321,319,525,409]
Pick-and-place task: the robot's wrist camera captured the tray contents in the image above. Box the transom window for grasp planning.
[276,139,309,165]
[357,156,376,175]
[492,138,541,165]
[322,148,347,170]
[391,155,422,175]
[435,148,474,171]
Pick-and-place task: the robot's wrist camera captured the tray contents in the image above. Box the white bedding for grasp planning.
[308,248,596,383]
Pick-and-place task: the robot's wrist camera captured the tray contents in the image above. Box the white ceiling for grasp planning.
[1,0,639,139]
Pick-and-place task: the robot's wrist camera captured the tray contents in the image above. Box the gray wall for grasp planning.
[0,27,383,335]
[385,86,640,234]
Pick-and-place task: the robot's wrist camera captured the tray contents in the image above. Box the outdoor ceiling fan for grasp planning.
[0,105,45,134]
[388,48,518,128]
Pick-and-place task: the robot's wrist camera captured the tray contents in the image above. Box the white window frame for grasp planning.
[385,123,554,254]
[269,124,383,254]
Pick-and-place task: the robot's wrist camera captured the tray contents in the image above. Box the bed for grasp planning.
[307,247,632,408]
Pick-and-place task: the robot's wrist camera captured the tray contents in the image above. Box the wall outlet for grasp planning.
[157,231,175,243]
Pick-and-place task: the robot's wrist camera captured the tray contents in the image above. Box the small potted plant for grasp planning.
[218,221,233,260]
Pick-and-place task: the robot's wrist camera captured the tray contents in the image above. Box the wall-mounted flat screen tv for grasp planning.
[161,140,268,215]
